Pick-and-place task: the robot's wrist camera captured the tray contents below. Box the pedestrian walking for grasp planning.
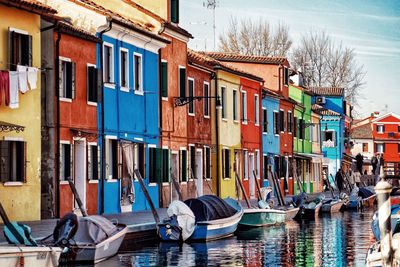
[354,170,362,187]
[335,168,344,193]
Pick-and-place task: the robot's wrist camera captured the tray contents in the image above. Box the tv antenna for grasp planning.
[203,0,218,50]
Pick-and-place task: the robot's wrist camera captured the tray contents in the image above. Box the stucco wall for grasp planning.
[0,5,41,221]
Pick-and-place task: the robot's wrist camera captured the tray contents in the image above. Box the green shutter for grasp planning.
[162,149,170,183]
[161,62,168,97]
[171,0,179,23]
[179,68,186,98]
[181,150,187,182]
[149,148,157,183]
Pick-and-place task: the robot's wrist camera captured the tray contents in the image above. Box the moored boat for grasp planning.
[158,195,243,242]
[239,207,299,227]
[321,199,344,213]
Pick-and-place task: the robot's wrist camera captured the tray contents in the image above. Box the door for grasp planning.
[234,150,240,176]
[171,152,179,202]
[196,149,203,197]
[74,140,86,212]
[249,153,255,199]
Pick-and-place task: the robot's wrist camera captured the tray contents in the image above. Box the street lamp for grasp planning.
[173,95,222,109]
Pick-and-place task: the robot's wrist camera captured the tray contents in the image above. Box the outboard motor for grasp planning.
[161,215,182,241]
[53,212,78,247]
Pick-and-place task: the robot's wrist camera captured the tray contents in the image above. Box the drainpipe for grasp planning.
[158,48,163,207]
[55,29,61,218]
[214,68,220,197]
[99,18,112,214]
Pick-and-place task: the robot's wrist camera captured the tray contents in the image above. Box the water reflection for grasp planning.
[99,210,375,267]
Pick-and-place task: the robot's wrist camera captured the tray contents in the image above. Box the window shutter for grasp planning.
[117,142,121,179]
[321,130,326,142]
[59,60,63,98]
[9,30,17,70]
[70,143,74,181]
[179,68,186,98]
[20,142,27,183]
[382,125,385,133]
[87,145,92,180]
[181,150,187,182]
[161,62,168,97]
[171,0,179,23]
[27,35,32,67]
[162,149,170,183]
[72,62,76,99]
[332,131,336,145]
[383,143,386,153]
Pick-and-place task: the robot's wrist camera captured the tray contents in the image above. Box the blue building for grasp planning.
[262,89,281,186]
[310,87,345,178]
[97,20,169,214]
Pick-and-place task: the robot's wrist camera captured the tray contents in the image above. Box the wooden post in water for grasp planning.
[235,172,251,208]
[253,170,263,201]
[134,169,160,224]
[67,177,88,217]
[375,179,393,266]
[171,174,183,201]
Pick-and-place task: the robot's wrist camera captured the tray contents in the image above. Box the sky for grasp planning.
[180,0,400,118]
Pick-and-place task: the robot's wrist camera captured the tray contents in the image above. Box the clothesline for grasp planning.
[0,61,47,71]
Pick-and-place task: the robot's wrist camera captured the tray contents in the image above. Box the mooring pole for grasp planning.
[375,179,393,266]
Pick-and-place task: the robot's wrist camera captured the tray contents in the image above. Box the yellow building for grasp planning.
[0,0,56,221]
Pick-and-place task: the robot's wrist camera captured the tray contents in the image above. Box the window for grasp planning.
[204,146,211,179]
[255,150,260,177]
[134,53,143,92]
[120,49,129,90]
[233,90,238,121]
[0,140,26,183]
[9,29,32,70]
[263,155,268,181]
[377,125,385,133]
[223,148,231,178]
[60,143,71,181]
[242,91,247,123]
[179,67,186,97]
[149,147,170,183]
[363,143,368,152]
[243,150,248,179]
[287,112,293,133]
[180,149,187,182]
[376,143,385,153]
[203,82,210,117]
[161,61,168,98]
[273,112,279,135]
[293,117,298,138]
[87,65,98,103]
[398,125,400,133]
[106,139,119,179]
[254,95,259,125]
[188,78,195,115]
[279,110,285,132]
[299,119,305,140]
[133,143,146,179]
[262,108,268,133]
[398,143,400,153]
[59,59,75,99]
[103,43,114,84]
[221,86,227,119]
[189,146,196,179]
[322,130,336,147]
[170,0,179,23]
[283,67,289,86]
[88,144,99,180]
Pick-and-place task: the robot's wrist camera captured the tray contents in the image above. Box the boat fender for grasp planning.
[53,212,78,247]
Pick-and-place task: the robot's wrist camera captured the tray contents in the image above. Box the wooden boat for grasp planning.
[366,233,400,266]
[0,246,62,267]
[59,216,128,264]
[159,195,243,242]
[239,207,299,227]
[321,199,344,213]
[295,202,322,220]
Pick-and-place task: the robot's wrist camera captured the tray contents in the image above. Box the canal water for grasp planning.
[100,209,376,267]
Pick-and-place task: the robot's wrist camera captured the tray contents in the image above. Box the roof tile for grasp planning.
[202,52,288,65]
[309,87,344,96]
[351,123,373,139]
[0,0,57,14]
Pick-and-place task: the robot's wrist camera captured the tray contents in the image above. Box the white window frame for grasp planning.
[178,65,186,98]
[377,124,384,133]
[243,149,249,180]
[221,86,227,120]
[203,81,210,118]
[59,56,72,102]
[103,42,115,89]
[233,88,239,122]
[119,47,129,92]
[204,145,211,180]
[254,94,259,126]
[86,63,98,106]
[242,90,248,125]
[60,140,71,184]
[87,142,99,183]
[255,149,260,178]
[376,143,384,153]
[105,135,118,181]
[147,144,158,186]
[262,107,267,134]
[188,77,195,116]
[133,52,143,95]
[287,111,292,134]
[161,59,168,101]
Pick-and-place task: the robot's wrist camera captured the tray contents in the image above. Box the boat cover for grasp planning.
[358,188,374,198]
[73,215,118,245]
[184,195,237,222]
[167,201,196,241]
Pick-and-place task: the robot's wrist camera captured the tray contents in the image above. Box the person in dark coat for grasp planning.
[335,168,344,193]
[356,153,364,174]
[371,155,378,175]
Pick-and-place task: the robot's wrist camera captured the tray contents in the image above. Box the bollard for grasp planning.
[375,180,393,266]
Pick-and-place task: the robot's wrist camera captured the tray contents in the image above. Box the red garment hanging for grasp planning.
[0,71,10,106]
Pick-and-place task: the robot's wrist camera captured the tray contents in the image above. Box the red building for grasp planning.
[371,113,400,172]
[240,77,263,199]
[186,50,214,196]
[41,22,100,217]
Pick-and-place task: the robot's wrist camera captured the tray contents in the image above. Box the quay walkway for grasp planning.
[0,208,167,249]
